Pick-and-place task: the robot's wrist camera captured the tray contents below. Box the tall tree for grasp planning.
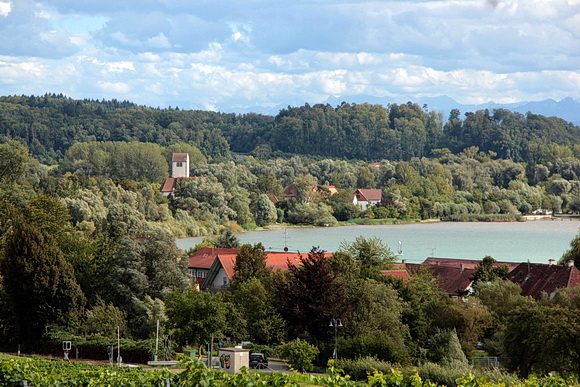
[232,243,269,285]
[339,236,395,279]
[274,247,350,341]
[253,194,277,227]
[1,224,85,347]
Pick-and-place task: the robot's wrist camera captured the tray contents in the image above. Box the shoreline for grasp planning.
[176,214,579,241]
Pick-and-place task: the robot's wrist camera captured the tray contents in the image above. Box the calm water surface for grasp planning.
[176,220,580,264]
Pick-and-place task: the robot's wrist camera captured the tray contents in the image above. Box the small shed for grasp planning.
[218,347,250,374]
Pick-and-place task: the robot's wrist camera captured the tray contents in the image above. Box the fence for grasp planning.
[471,356,509,369]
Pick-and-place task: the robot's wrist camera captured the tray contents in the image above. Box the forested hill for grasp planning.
[1,94,579,164]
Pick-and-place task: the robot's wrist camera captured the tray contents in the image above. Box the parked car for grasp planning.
[249,353,268,369]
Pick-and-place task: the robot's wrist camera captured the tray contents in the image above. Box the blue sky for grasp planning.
[1,0,579,114]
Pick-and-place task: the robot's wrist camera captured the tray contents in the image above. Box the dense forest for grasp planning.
[1,94,580,383]
[2,94,580,164]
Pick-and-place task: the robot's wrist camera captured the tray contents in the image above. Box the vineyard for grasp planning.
[0,355,577,387]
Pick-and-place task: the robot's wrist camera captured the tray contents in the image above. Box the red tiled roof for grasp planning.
[506,262,580,299]
[200,249,335,290]
[172,153,188,162]
[355,189,382,202]
[381,270,411,280]
[423,257,519,271]
[405,262,474,296]
[266,193,279,204]
[188,247,240,269]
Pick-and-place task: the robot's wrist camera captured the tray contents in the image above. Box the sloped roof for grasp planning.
[266,193,279,204]
[405,262,475,296]
[355,189,382,202]
[188,247,240,269]
[423,257,519,271]
[506,261,580,299]
[428,265,475,296]
[172,153,189,162]
[201,250,334,290]
[381,269,411,280]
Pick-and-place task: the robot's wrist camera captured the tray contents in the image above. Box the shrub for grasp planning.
[336,356,396,380]
[278,338,319,372]
[418,361,472,387]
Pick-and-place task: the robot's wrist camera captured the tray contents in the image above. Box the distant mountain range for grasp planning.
[240,96,580,126]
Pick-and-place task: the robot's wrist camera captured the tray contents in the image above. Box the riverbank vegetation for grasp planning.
[1,95,580,383]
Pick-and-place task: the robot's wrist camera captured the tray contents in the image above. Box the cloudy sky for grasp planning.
[1,0,579,114]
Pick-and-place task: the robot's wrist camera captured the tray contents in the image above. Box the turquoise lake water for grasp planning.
[176,220,580,264]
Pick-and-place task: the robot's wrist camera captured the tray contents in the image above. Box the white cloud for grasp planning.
[0,2,11,16]
[0,0,577,113]
[98,81,130,94]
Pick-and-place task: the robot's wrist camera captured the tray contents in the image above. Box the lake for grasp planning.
[176,219,580,264]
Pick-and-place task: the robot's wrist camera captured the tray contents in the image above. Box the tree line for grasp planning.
[2,95,580,165]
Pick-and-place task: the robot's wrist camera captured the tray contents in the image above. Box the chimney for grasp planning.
[567,260,575,267]
[460,264,464,273]
[402,259,407,265]
[548,259,555,266]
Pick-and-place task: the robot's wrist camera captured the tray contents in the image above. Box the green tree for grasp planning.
[328,191,360,221]
[278,338,320,372]
[213,229,240,248]
[253,194,277,227]
[232,243,269,285]
[165,288,228,350]
[338,236,395,279]
[229,278,285,344]
[0,138,29,185]
[428,329,468,366]
[274,248,350,341]
[470,256,509,287]
[84,298,127,337]
[1,224,85,347]
[560,232,580,270]
[503,306,580,377]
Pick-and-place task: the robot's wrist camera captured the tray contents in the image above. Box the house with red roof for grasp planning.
[188,247,240,289]
[506,260,580,299]
[401,257,517,297]
[200,250,333,291]
[352,188,383,210]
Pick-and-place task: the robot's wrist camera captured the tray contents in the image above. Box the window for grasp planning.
[176,162,183,167]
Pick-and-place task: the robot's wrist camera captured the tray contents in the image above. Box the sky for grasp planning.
[0,0,579,114]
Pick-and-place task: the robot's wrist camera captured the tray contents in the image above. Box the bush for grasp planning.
[41,327,160,364]
[336,356,396,380]
[278,338,319,373]
[417,361,471,387]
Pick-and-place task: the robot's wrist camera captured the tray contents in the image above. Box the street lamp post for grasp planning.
[329,318,343,360]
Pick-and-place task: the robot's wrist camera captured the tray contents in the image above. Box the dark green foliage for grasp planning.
[1,224,85,347]
[503,306,580,377]
[470,256,510,286]
[165,288,229,349]
[232,243,270,285]
[275,247,351,341]
[213,229,241,248]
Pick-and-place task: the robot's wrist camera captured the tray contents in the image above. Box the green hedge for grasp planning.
[41,329,163,364]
